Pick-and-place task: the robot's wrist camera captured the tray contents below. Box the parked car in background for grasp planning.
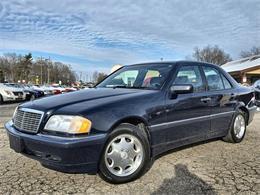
[5,61,257,183]
[5,83,45,101]
[0,83,26,104]
[33,85,53,96]
[252,80,260,107]
[64,87,78,93]
[21,84,45,100]
[52,85,66,94]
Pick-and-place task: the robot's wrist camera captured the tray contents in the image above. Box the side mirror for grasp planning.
[170,84,193,95]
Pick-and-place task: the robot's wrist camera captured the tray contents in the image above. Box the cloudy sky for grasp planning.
[0,0,259,74]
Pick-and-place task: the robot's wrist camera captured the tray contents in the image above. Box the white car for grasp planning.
[0,83,26,104]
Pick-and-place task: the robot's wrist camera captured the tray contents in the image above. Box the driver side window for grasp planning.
[174,65,204,93]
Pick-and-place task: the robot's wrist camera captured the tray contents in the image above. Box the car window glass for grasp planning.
[203,66,224,91]
[174,65,204,92]
[142,70,160,87]
[221,74,232,89]
[113,70,139,86]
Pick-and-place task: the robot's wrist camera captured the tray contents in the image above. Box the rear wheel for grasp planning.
[0,95,3,104]
[99,123,150,184]
[223,109,247,143]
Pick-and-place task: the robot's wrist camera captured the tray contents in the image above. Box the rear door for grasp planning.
[201,66,236,135]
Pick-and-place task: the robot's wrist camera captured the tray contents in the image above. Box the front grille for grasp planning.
[13,92,23,96]
[13,108,44,133]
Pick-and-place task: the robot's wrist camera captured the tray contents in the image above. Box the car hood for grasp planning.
[2,86,23,92]
[20,88,157,112]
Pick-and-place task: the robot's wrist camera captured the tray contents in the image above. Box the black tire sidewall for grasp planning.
[99,123,150,184]
[30,94,35,100]
[231,111,246,143]
[0,95,3,104]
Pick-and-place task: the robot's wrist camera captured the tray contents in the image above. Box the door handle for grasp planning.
[200,97,211,102]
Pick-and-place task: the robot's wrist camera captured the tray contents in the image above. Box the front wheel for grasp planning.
[99,123,150,184]
[30,94,36,101]
[223,110,247,143]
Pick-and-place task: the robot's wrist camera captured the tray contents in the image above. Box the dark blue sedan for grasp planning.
[5,61,257,183]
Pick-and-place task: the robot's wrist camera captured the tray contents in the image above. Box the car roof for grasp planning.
[126,61,220,67]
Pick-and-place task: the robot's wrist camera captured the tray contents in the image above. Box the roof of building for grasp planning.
[222,55,260,73]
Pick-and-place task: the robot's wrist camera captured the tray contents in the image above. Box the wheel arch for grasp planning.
[98,116,152,177]
[237,105,249,125]
[109,116,151,143]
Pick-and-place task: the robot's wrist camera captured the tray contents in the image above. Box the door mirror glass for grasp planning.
[170,84,193,94]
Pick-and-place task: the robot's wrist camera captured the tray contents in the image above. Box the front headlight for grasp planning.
[44,115,92,134]
[4,90,13,96]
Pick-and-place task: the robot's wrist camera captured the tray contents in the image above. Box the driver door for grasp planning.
[165,64,211,148]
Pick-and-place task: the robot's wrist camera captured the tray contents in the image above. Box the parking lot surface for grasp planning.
[0,104,259,195]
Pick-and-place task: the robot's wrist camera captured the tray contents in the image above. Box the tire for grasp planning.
[0,94,3,105]
[0,94,4,105]
[223,109,247,143]
[30,94,35,101]
[99,123,150,184]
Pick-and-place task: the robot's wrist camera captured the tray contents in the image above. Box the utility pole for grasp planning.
[80,71,82,81]
[47,68,50,84]
[47,56,50,84]
[40,56,43,85]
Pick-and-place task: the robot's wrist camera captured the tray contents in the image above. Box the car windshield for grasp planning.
[97,64,173,90]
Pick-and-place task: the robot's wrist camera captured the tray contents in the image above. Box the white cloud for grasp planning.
[0,0,259,70]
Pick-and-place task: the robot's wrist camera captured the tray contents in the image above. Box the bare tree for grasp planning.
[92,71,98,83]
[192,45,232,65]
[0,53,76,85]
[97,72,107,83]
[240,46,260,58]
[2,53,21,82]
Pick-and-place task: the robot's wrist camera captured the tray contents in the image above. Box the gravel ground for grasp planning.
[0,104,259,195]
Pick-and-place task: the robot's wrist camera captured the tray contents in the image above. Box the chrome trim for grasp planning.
[18,107,45,115]
[150,111,235,130]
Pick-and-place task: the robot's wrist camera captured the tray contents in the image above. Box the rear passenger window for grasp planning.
[203,66,224,91]
[221,74,232,89]
[174,65,204,92]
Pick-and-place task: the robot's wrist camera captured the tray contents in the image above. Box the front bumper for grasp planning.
[5,121,107,174]
[3,94,24,102]
[248,106,257,125]
[256,100,260,107]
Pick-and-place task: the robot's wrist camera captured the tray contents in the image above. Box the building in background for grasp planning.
[222,55,260,84]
